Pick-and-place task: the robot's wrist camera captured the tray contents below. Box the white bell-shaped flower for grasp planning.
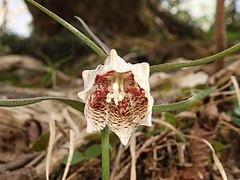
[78,49,154,145]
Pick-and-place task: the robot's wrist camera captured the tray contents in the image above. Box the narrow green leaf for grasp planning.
[175,134,186,142]
[62,151,85,165]
[232,117,240,127]
[55,55,74,68]
[26,0,107,60]
[150,43,240,73]
[43,71,53,85]
[30,132,50,151]
[84,144,101,159]
[0,96,85,112]
[212,140,229,155]
[152,88,215,112]
[62,144,101,166]
[159,112,177,133]
[234,106,240,117]
[164,112,176,127]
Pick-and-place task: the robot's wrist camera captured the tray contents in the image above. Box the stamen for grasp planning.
[113,82,119,92]
[119,92,125,101]
[106,76,125,105]
[114,97,119,105]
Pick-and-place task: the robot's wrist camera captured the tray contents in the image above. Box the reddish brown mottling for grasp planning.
[86,71,148,132]
[90,75,109,107]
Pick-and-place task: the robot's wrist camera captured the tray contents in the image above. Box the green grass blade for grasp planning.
[0,96,85,112]
[26,0,107,60]
[150,43,240,73]
[152,88,215,112]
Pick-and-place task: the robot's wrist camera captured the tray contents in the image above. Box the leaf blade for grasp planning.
[152,88,215,112]
[150,43,240,73]
[0,96,85,112]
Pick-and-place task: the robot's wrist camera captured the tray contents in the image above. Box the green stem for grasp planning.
[26,0,107,60]
[150,43,240,73]
[152,87,215,112]
[101,127,109,180]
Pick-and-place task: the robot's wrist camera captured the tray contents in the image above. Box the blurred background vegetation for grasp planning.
[0,0,239,82]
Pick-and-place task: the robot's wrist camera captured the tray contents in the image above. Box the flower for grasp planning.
[78,49,154,145]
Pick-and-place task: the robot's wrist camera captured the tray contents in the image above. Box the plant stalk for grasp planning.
[150,43,240,73]
[101,126,109,180]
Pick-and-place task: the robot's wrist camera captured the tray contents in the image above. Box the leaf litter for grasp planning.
[0,47,240,179]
